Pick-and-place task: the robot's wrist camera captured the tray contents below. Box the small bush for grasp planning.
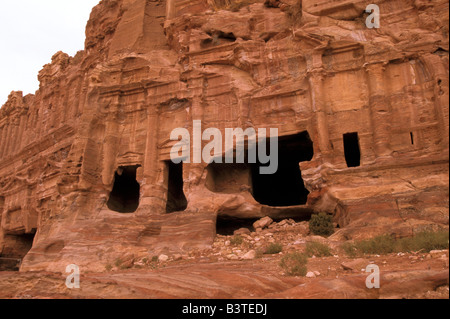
[341,242,358,258]
[305,241,333,257]
[342,231,449,257]
[105,264,113,271]
[309,213,334,237]
[264,242,283,255]
[151,256,159,263]
[230,235,244,246]
[280,252,308,276]
[355,234,396,255]
[255,249,264,259]
[114,258,122,267]
[396,231,449,253]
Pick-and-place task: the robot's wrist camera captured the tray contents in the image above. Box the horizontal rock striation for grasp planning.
[0,0,448,272]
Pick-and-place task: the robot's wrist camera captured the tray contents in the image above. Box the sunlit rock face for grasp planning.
[0,0,448,272]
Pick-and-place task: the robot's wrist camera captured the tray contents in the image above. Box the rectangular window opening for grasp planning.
[343,132,361,168]
[166,161,188,214]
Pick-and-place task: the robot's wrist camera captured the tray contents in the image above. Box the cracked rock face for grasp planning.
[0,0,448,272]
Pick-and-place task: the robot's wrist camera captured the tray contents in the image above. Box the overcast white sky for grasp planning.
[0,1,100,105]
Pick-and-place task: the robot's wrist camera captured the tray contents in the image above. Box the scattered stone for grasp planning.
[241,250,257,260]
[119,254,135,269]
[253,217,274,230]
[278,220,288,227]
[306,272,316,278]
[173,254,183,261]
[430,250,449,258]
[227,254,239,261]
[341,258,370,271]
[158,254,169,263]
[314,271,321,277]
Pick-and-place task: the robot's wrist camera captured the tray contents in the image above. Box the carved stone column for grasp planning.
[0,125,5,159]
[308,69,332,162]
[2,123,12,158]
[16,112,28,151]
[139,100,162,214]
[365,62,392,157]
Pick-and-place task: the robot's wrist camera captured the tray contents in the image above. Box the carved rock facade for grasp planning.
[0,0,448,271]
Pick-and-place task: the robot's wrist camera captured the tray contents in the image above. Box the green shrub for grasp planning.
[305,241,333,257]
[355,234,396,255]
[230,235,244,246]
[309,213,334,237]
[341,242,358,258]
[280,252,308,276]
[255,249,264,259]
[396,231,449,253]
[264,242,283,255]
[114,258,122,267]
[342,231,449,257]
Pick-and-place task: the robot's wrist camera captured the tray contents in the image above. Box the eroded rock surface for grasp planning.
[0,0,448,274]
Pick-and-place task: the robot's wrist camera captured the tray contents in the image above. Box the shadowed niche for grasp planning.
[343,132,361,168]
[251,131,314,207]
[166,161,188,213]
[107,166,140,213]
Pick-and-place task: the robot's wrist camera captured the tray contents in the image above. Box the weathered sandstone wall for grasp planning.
[0,0,448,271]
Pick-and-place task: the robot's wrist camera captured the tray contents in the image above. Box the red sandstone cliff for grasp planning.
[0,0,448,272]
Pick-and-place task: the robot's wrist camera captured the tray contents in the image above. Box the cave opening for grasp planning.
[251,131,314,207]
[166,161,188,214]
[107,166,140,213]
[0,232,36,271]
[343,132,361,167]
[216,216,260,236]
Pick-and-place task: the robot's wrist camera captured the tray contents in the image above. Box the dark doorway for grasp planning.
[251,131,314,207]
[107,166,140,213]
[216,216,259,236]
[343,132,361,167]
[0,232,36,271]
[166,161,188,213]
